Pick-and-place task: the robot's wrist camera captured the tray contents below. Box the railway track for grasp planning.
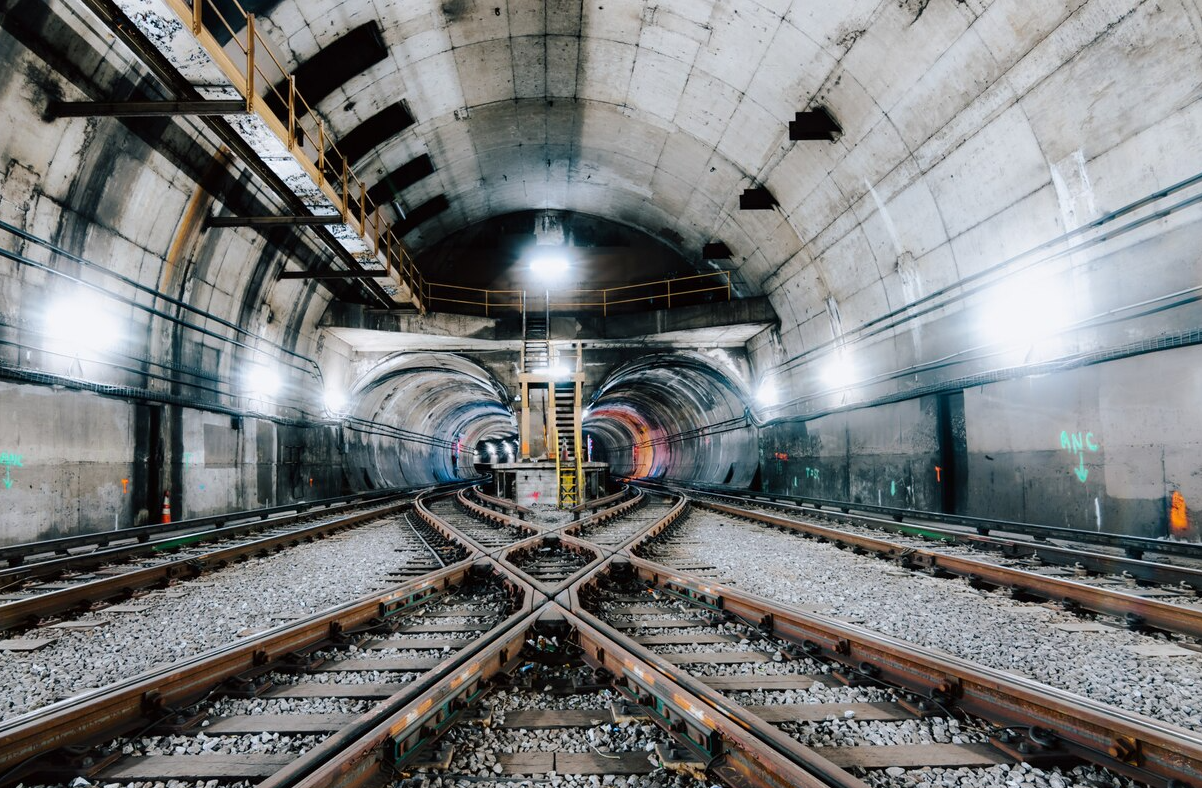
[680,486,1202,592]
[0,488,416,570]
[4,487,1201,788]
[417,493,537,552]
[564,491,679,549]
[644,480,1202,564]
[665,494,1202,641]
[0,501,423,635]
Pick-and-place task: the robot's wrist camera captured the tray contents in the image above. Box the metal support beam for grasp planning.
[47,100,248,118]
[207,215,342,227]
[278,270,391,280]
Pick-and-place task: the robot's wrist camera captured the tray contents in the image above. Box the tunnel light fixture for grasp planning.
[245,363,282,400]
[534,362,571,378]
[755,379,779,408]
[530,251,569,280]
[979,272,1072,349]
[44,289,122,358]
[324,388,348,415]
[822,350,857,390]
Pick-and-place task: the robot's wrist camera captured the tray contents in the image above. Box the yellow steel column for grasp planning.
[520,381,530,459]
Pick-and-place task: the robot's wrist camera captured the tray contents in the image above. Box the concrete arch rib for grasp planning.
[584,351,757,486]
[343,352,516,488]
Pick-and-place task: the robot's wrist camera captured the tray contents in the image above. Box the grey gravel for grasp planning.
[642,510,1202,731]
[0,517,423,720]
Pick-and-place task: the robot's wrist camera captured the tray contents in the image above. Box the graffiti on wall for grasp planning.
[1060,430,1099,482]
[0,452,22,489]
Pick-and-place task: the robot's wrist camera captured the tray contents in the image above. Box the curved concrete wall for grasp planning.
[343,353,516,488]
[584,352,757,486]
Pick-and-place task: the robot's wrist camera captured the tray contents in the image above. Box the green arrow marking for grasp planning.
[1074,453,1089,483]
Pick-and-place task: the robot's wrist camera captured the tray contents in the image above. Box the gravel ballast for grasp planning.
[0,517,425,720]
[640,509,1202,730]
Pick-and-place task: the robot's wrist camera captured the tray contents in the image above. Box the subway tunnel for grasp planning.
[2,1,1202,785]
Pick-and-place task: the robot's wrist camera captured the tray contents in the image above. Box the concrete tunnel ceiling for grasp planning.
[344,353,516,487]
[584,352,757,485]
[239,0,1200,354]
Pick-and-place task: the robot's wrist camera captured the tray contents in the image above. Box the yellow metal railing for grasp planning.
[165,0,431,309]
[155,0,735,318]
[425,270,732,316]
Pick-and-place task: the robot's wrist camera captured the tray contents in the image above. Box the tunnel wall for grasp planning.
[759,343,1202,540]
[0,4,471,544]
[0,382,347,544]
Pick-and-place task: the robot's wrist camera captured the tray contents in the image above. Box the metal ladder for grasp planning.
[551,375,583,508]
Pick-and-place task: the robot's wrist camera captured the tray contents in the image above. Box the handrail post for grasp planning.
[286,76,295,150]
[485,289,489,317]
[359,183,367,232]
[192,0,202,34]
[341,158,349,223]
[667,277,671,310]
[245,15,255,113]
[373,207,381,256]
[317,121,325,187]
[603,288,607,317]
[726,271,731,301]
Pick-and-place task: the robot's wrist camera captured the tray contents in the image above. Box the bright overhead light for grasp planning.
[979,273,1072,348]
[44,289,122,358]
[245,363,281,400]
[324,388,348,414]
[821,350,857,390]
[530,251,569,280]
[755,379,779,407]
[534,363,570,378]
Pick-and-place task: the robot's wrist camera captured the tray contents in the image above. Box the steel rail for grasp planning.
[469,485,536,518]
[4,491,845,788]
[0,487,409,568]
[635,479,1202,561]
[0,498,429,633]
[724,492,1202,592]
[569,484,633,514]
[272,597,849,788]
[499,533,603,598]
[453,488,544,537]
[411,491,540,559]
[558,487,649,540]
[619,553,1202,788]
[262,598,540,788]
[568,602,865,788]
[676,485,1202,590]
[0,496,412,588]
[0,559,492,778]
[691,498,1202,640]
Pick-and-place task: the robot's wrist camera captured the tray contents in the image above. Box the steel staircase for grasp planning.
[523,315,549,373]
[551,377,583,508]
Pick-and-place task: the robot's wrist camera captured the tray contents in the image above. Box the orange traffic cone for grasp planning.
[160,490,172,524]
